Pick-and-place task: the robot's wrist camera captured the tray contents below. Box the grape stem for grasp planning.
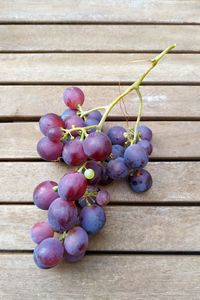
[133,88,142,144]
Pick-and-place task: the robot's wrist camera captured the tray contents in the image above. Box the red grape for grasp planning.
[63,87,84,109]
[47,126,64,142]
[33,180,58,210]
[62,139,87,166]
[37,137,63,161]
[30,221,54,244]
[39,113,64,136]
[64,226,88,256]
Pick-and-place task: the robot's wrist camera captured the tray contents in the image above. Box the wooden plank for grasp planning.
[1,205,200,251]
[0,0,199,23]
[1,25,199,52]
[1,255,200,300]
[0,53,199,83]
[0,121,199,159]
[1,85,200,119]
[0,161,199,204]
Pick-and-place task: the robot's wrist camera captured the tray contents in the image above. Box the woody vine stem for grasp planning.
[62,44,176,141]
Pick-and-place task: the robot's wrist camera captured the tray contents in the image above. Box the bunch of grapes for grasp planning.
[31,86,153,269]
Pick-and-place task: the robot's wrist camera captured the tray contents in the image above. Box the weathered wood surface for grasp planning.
[0,121,199,159]
[0,53,199,83]
[0,0,199,23]
[1,25,199,52]
[1,85,200,119]
[0,161,199,204]
[1,205,200,251]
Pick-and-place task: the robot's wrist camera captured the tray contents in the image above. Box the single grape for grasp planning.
[84,168,95,180]
[138,125,152,141]
[64,250,85,263]
[124,144,148,169]
[47,126,64,142]
[137,140,153,156]
[58,172,87,201]
[33,237,64,269]
[107,157,128,180]
[109,144,125,160]
[62,139,87,166]
[83,132,112,161]
[61,108,77,121]
[99,164,113,185]
[37,137,63,161]
[87,110,102,122]
[129,169,152,193]
[30,221,54,244]
[96,190,110,206]
[65,115,85,137]
[39,113,64,136]
[48,198,78,232]
[85,161,103,185]
[33,180,58,210]
[107,126,127,145]
[64,226,88,256]
[85,118,98,132]
[80,204,106,235]
[63,87,84,109]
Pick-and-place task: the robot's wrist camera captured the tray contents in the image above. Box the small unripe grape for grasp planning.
[84,168,95,179]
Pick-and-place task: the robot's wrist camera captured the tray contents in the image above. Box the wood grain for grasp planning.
[0,161,199,204]
[1,85,200,119]
[0,0,199,23]
[0,53,199,83]
[0,121,199,159]
[1,205,200,251]
[1,25,199,52]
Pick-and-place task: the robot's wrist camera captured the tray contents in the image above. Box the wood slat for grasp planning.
[0,161,199,204]
[1,205,200,251]
[1,255,200,300]
[0,121,199,159]
[0,53,199,83]
[1,85,200,119]
[0,0,199,23]
[1,25,200,52]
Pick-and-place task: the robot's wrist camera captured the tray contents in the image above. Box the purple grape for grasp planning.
[124,144,148,169]
[61,108,77,121]
[138,125,152,141]
[63,87,84,109]
[80,204,106,235]
[109,144,125,160]
[107,126,127,145]
[30,221,54,244]
[83,132,112,161]
[99,164,113,185]
[58,172,87,201]
[33,237,64,269]
[33,180,58,210]
[47,126,64,142]
[85,161,102,185]
[129,169,152,193]
[87,110,102,122]
[64,250,85,263]
[64,115,85,137]
[39,113,64,136]
[107,157,128,180]
[62,139,87,166]
[137,140,153,156]
[64,226,88,256]
[48,198,78,232]
[37,137,63,161]
[96,191,110,206]
[85,118,99,132]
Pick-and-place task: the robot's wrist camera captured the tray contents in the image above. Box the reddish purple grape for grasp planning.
[58,172,87,201]
[64,226,88,256]
[124,144,148,169]
[129,169,152,193]
[107,157,128,180]
[80,204,106,235]
[33,180,58,210]
[39,113,64,136]
[64,250,85,263]
[61,108,77,121]
[137,140,153,156]
[62,139,87,166]
[65,115,85,137]
[33,237,64,269]
[47,126,64,142]
[85,161,102,185]
[83,132,112,161]
[96,191,110,206]
[107,126,127,145]
[37,137,63,161]
[30,221,54,244]
[63,87,84,109]
[48,198,78,232]
[138,125,152,141]
[87,110,102,122]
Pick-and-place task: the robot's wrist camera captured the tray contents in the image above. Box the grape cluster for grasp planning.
[31,86,153,269]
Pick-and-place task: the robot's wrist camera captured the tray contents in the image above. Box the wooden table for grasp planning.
[0,1,200,299]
